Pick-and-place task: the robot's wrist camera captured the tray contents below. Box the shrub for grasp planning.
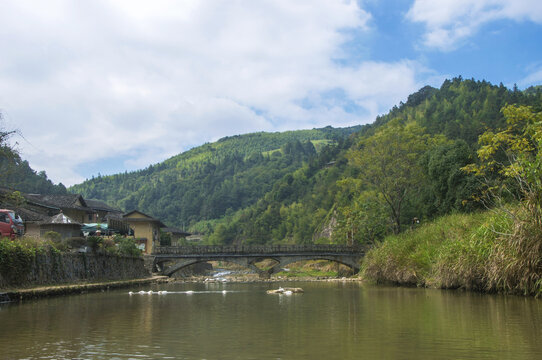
[0,238,36,284]
[43,231,61,243]
[86,236,103,252]
[118,238,142,257]
[66,237,86,249]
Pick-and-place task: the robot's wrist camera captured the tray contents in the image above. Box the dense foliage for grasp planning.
[0,112,67,195]
[364,105,542,296]
[68,78,542,247]
[0,237,36,284]
[70,126,361,228]
[195,78,541,245]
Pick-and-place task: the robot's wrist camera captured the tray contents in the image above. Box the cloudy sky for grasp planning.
[1,0,541,186]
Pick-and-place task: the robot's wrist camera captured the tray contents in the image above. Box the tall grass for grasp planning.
[363,205,542,297]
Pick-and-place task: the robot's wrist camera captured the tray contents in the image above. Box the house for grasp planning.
[123,210,166,254]
[23,193,94,224]
[85,199,122,222]
[162,227,191,245]
[85,199,130,234]
[39,212,82,239]
[10,206,49,238]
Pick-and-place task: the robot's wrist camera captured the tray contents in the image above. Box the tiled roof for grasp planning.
[85,199,121,212]
[41,213,82,225]
[7,206,49,223]
[163,227,191,236]
[24,193,89,210]
[123,210,166,228]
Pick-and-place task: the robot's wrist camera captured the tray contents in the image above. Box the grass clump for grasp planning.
[363,212,488,287]
[275,260,352,278]
[363,207,542,296]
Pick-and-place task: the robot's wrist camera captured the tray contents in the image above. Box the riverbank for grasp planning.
[1,276,169,302]
[363,207,542,297]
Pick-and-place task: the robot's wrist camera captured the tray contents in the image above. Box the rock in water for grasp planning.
[266,287,304,294]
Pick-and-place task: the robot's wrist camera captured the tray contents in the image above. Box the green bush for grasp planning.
[0,238,36,284]
[66,237,86,249]
[363,206,542,296]
[43,231,61,243]
[86,236,103,252]
[118,238,142,257]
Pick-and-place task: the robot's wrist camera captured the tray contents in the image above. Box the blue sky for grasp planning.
[0,0,541,186]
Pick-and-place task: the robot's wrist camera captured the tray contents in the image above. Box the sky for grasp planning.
[1,0,542,186]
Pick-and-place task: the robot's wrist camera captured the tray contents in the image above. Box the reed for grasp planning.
[363,205,542,296]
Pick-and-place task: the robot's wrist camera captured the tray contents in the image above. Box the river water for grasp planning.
[0,281,540,359]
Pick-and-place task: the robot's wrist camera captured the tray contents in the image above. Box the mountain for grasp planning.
[193,78,542,245]
[69,125,362,228]
[0,148,68,195]
[70,77,542,245]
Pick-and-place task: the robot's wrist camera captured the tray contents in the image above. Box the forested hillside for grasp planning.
[70,78,542,246]
[193,78,542,245]
[0,119,67,195]
[69,126,361,227]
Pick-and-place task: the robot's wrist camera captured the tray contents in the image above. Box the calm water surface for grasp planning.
[0,281,540,359]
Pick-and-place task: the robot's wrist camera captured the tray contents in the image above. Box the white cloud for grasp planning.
[0,0,427,186]
[518,66,542,88]
[407,0,542,50]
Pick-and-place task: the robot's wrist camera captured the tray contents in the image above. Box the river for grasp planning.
[0,281,540,359]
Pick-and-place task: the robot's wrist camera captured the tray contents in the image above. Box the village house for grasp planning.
[85,199,130,235]
[1,188,179,252]
[23,193,94,223]
[123,210,166,254]
[162,227,191,245]
[4,205,49,238]
[39,212,82,239]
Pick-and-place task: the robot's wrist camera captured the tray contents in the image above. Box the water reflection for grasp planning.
[0,282,540,359]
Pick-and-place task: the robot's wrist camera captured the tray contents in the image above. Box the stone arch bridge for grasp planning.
[152,244,365,278]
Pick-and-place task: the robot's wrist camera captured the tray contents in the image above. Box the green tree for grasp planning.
[0,113,18,177]
[464,105,542,209]
[420,140,481,215]
[348,119,445,233]
[333,189,389,245]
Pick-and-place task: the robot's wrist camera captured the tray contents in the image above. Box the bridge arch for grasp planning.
[157,256,281,277]
[266,256,360,276]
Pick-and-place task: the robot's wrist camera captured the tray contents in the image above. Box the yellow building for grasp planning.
[123,210,166,254]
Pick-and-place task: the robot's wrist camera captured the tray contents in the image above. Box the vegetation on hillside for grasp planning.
[364,105,542,296]
[0,112,68,195]
[3,77,542,295]
[194,78,541,246]
[70,126,362,228]
[34,79,542,262]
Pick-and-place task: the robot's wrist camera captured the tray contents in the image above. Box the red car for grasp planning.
[0,209,24,239]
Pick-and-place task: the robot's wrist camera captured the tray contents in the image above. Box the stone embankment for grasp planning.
[0,252,150,289]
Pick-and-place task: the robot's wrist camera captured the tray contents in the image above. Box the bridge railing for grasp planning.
[154,244,364,255]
